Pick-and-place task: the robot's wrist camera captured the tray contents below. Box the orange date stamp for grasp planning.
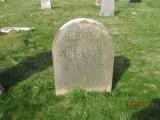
[128,101,150,106]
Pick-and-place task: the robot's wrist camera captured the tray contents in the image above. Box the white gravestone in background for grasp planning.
[96,0,102,6]
[41,0,51,9]
[100,0,115,16]
[53,18,115,95]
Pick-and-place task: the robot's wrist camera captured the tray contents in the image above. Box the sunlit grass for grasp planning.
[0,0,160,119]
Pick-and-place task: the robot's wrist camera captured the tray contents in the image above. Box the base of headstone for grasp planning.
[100,12,114,17]
[56,86,112,95]
[130,0,140,3]
[100,0,115,17]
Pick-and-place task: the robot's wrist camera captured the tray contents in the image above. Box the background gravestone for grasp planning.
[96,0,102,6]
[0,27,33,33]
[100,0,115,16]
[41,0,51,9]
[53,18,115,95]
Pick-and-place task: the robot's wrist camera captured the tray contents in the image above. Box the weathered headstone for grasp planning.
[0,83,4,95]
[53,18,115,95]
[41,0,51,9]
[96,0,102,6]
[100,0,115,16]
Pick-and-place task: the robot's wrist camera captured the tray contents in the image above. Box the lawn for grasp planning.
[0,0,160,120]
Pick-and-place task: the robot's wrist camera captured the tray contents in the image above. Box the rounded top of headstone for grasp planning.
[54,18,113,49]
[60,18,106,31]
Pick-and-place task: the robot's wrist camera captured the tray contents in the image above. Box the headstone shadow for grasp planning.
[52,6,61,9]
[112,56,130,89]
[0,52,130,93]
[129,0,141,3]
[115,10,121,15]
[0,32,7,36]
[0,51,52,92]
[131,98,160,120]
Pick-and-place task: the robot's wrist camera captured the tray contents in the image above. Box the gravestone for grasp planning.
[100,0,115,16]
[0,27,33,33]
[96,0,102,6]
[41,0,51,9]
[53,18,115,95]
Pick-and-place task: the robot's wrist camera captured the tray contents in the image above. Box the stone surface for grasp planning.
[53,18,115,95]
[100,0,115,16]
[96,0,102,6]
[41,0,51,9]
[0,83,4,95]
[0,27,33,33]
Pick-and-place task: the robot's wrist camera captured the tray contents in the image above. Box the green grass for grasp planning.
[0,0,160,119]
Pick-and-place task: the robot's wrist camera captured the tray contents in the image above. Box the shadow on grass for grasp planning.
[0,51,52,92]
[115,10,121,16]
[52,6,61,9]
[131,99,160,120]
[129,0,141,3]
[0,52,130,93]
[113,56,130,89]
[0,32,7,36]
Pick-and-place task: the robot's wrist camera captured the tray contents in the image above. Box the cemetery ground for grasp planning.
[0,0,160,119]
